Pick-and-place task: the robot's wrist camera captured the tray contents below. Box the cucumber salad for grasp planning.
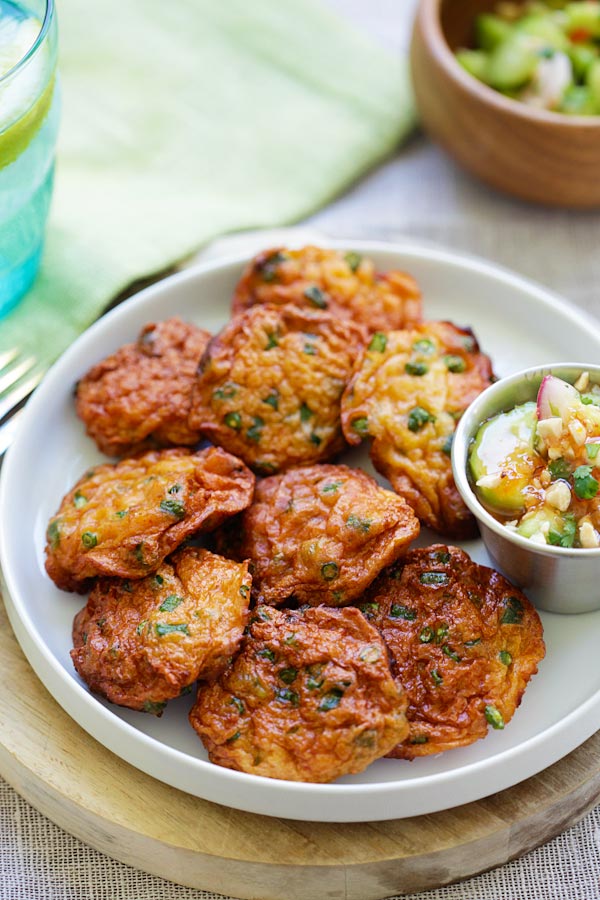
[469,372,600,549]
[457,2,600,114]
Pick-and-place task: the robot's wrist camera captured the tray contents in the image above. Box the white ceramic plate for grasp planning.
[2,241,600,823]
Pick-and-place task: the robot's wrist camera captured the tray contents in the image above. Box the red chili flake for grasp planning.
[569,28,592,43]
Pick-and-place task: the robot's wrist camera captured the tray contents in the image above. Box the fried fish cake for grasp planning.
[341,321,495,538]
[357,545,545,759]
[232,245,422,334]
[75,317,211,457]
[45,446,255,592]
[218,464,419,607]
[189,605,409,782]
[71,548,251,713]
[189,304,364,475]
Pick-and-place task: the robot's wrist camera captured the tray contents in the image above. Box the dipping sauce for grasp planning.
[469,371,600,548]
[456,1,600,115]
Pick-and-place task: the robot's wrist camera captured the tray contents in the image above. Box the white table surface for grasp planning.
[3,1,600,898]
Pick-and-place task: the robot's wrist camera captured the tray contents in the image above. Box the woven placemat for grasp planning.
[2,777,599,899]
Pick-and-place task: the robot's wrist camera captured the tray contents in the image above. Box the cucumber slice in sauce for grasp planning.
[469,402,541,515]
[516,508,561,539]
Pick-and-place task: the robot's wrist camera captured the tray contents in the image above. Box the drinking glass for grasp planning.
[0,0,58,317]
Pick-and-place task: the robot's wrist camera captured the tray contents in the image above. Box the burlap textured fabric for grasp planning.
[2,777,600,899]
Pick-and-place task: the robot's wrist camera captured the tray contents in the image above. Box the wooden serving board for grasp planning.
[1,590,599,900]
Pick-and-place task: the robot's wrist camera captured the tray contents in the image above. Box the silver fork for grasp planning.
[0,348,46,459]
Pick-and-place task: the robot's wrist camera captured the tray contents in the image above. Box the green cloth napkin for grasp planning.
[0,0,415,369]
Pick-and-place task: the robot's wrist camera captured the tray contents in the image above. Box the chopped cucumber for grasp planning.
[516,508,561,540]
[568,43,598,80]
[560,84,597,113]
[455,1,600,116]
[586,58,600,107]
[457,49,489,81]
[476,14,514,51]
[565,2,600,39]
[516,14,569,51]
[486,33,540,90]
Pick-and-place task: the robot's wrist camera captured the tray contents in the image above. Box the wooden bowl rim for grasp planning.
[416,0,600,128]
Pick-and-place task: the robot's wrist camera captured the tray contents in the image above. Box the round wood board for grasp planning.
[1,590,599,900]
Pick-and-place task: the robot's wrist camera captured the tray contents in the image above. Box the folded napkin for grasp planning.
[0,0,415,369]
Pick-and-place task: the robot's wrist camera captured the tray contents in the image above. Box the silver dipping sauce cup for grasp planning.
[452,363,600,614]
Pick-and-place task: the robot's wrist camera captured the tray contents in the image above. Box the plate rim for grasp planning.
[2,238,600,822]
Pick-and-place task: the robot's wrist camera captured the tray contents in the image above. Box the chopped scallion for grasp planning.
[500,596,524,625]
[419,571,449,586]
[346,514,371,533]
[300,402,313,422]
[160,499,185,518]
[318,687,344,711]
[443,354,467,373]
[389,604,417,621]
[484,705,504,730]
[263,390,279,410]
[81,531,98,549]
[304,285,328,309]
[278,667,298,684]
[143,700,167,715]
[321,562,339,581]
[224,411,242,431]
[345,251,362,272]
[368,332,387,353]
[246,416,265,443]
[408,406,435,432]
[276,688,299,706]
[351,416,369,437]
[155,623,190,637]
[412,338,435,355]
[405,361,428,376]
[159,594,184,612]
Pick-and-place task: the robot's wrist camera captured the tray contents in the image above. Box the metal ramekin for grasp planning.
[452,364,600,614]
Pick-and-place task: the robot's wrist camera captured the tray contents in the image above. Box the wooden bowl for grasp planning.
[411,0,600,207]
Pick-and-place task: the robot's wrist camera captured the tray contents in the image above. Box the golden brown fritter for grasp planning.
[356,545,545,759]
[189,604,408,782]
[217,464,419,607]
[232,245,422,334]
[341,321,495,538]
[71,548,251,714]
[45,446,255,593]
[75,317,211,457]
[189,304,364,475]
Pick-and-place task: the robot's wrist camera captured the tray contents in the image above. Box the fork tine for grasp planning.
[0,355,37,395]
[0,370,44,421]
[0,409,22,459]
[0,347,45,459]
[0,347,20,373]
